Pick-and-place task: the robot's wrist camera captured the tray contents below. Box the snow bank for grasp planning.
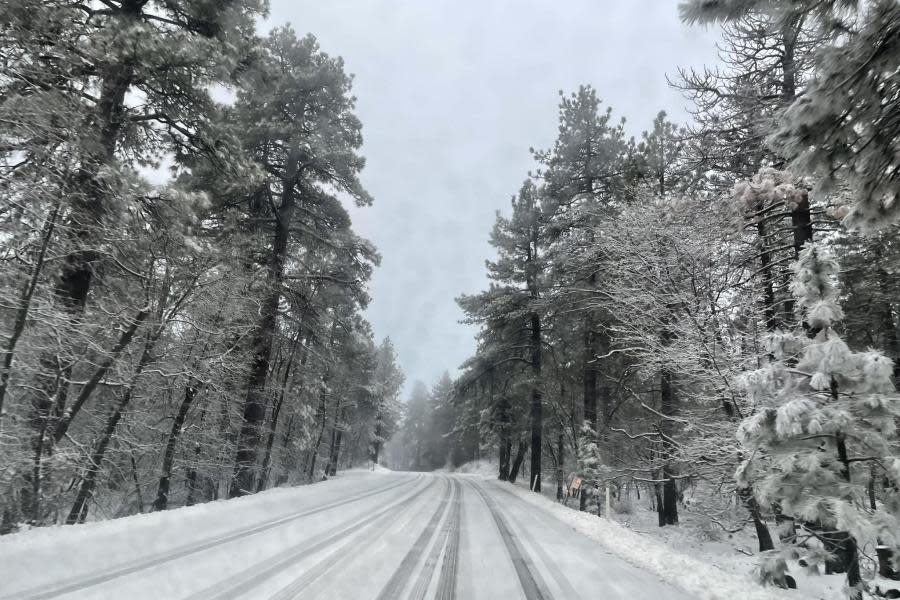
[449,459,497,478]
[499,481,815,600]
[0,469,385,556]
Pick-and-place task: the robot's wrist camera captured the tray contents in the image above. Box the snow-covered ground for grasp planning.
[2,469,702,600]
[449,462,849,600]
[499,481,826,600]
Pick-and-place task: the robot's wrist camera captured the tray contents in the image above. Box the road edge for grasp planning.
[490,478,811,600]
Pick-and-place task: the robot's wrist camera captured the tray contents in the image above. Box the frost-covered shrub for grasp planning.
[694,517,723,543]
[578,422,606,514]
[614,493,634,515]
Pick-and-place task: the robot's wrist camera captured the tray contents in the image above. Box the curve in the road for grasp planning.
[3,474,421,600]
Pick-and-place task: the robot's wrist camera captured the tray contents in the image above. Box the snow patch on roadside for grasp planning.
[499,481,814,600]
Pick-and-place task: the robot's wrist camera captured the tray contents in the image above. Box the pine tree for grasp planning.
[681,0,900,231]
[369,338,404,467]
[738,242,900,598]
[459,180,548,492]
[223,28,375,497]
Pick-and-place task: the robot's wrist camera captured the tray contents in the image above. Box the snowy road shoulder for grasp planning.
[492,479,810,600]
[0,470,417,600]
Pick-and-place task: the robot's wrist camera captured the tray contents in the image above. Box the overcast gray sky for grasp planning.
[264,1,720,391]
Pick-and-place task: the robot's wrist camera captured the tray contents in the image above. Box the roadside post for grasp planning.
[605,483,611,517]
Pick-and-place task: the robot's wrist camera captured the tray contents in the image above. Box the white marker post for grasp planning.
[605,483,611,517]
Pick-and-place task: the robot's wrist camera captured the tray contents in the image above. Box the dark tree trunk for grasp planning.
[655,476,665,527]
[497,395,511,481]
[130,452,144,513]
[556,432,564,501]
[328,408,346,477]
[307,389,329,480]
[275,412,297,485]
[153,383,197,511]
[756,216,781,332]
[661,476,678,525]
[659,364,678,526]
[230,151,299,499]
[258,390,286,491]
[583,315,598,430]
[499,439,511,481]
[529,313,542,492]
[67,329,157,524]
[185,442,202,507]
[67,400,128,524]
[509,439,528,484]
[258,329,304,492]
[371,414,383,467]
[783,191,813,323]
[823,381,861,596]
[738,487,774,552]
[326,414,339,476]
[230,294,279,496]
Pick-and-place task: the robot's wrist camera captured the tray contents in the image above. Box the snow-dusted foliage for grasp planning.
[732,168,810,219]
[682,0,900,231]
[737,242,900,595]
[0,1,395,530]
[577,423,606,514]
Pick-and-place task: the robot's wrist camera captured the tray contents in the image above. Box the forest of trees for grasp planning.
[392,1,900,597]
[4,0,900,598]
[0,1,405,530]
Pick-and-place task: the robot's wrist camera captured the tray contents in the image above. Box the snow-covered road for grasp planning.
[0,471,691,599]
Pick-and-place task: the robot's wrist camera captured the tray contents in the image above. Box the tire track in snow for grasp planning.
[191,475,440,600]
[465,478,554,600]
[3,475,419,600]
[373,476,455,600]
[486,481,580,598]
[265,476,446,600]
[406,478,462,600]
[426,478,463,600]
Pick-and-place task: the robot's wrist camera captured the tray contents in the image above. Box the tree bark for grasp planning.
[583,314,598,430]
[738,487,774,551]
[152,382,197,511]
[327,405,346,477]
[509,439,528,484]
[307,388,329,480]
[556,432,565,501]
[497,395,511,481]
[229,150,299,498]
[258,330,303,492]
[659,364,679,526]
[67,329,156,524]
[529,313,542,492]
